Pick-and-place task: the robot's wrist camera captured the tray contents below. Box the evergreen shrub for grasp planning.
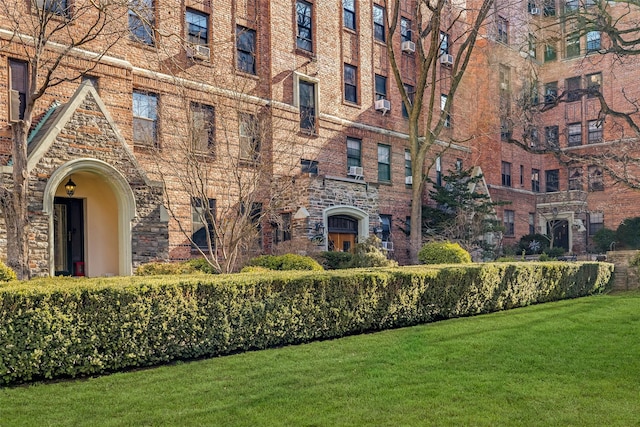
[418,241,472,264]
[247,254,323,271]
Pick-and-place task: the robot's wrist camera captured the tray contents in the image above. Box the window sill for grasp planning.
[343,100,360,108]
[299,128,318,137]
[378,180,392,186]
[295,48,316,60]
[235,69,260,80]
[343,27,357,35]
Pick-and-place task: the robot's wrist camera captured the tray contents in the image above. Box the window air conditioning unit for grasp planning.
[405,175,413,185]
[401,41,416,53]
[375,99,391,114]
[186,43,211,60]
[530,7,540,14]
[382,241,394,251]
[440,54,454,66]
[348,166,364,178]
[500,82,509,90]
[9,90,21,123]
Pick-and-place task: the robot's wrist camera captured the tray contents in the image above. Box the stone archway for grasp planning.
[43,159,136,276]
[322,205,369,251]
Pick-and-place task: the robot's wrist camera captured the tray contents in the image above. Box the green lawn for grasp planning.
[1,291,639,427]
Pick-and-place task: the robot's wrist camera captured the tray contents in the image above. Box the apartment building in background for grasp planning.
[0,0,638,276]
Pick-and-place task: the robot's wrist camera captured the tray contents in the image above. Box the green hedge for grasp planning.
[0,262,613,385]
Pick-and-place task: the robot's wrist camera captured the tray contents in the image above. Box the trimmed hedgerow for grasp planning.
[0,260,17,283]
[0,262,612,385]
[247,254,323,271]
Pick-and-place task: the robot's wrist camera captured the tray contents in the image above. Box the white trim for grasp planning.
[322,205,369,251]
[43,159,136,276]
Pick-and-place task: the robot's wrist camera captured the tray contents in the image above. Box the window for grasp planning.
[375,74,387,100]
[436,156,442,186]
[588,165,604,191]
[532,169,540,192]
[441,94,451,127]
[402,84,414,118]
[545,169,559,192]
[401,17,412,43]
[544,44,557,61]
[239,113,260,161]
[496,16,508,44]
[544,82,558,104]
[373,4,385,42]
[529,213,536,235]
[587,31,601,52]
[586,72,602,98]
[186,9,208,46]
[520,164,524,186]
[564,0,578,13]
[543,0,556,16]
[565,33,580,58]
[343,0,356,30]
[378,144,391,182]
[301,159,318,174]
[567,123,582,146]
[299,80,316,132]
[380,215,392,242]
[192,197,216,251]
[129,0,154,45]
[502,161,512,187]
[566,76,581,102]
[39,0,70,17]
[456,158,463,171]
[347,137,362,169]
[500,117,512,141]
[275,213,292,243]
[528,34,537,58]
[589,212,603,236]
[132,90,158,146]
[499,64,510,93]
[344,64,357,103]
[588,120,603,143]
[440,32,450,56]
[296,1,313,51]
[237,26,256,74]
[569,166,583,190]
[528,127,539,147]
[190,102,215,152]
[9,59,28,121]
[504,210,515,236]
[405,150,412,184]
[545,125,559,146]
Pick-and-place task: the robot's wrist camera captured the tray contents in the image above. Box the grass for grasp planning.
[1,291,639,426]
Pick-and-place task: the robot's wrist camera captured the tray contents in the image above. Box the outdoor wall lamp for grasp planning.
[65,177,77,197]
[315,223,325,234]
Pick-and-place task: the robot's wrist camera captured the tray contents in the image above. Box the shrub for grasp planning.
[616,217,640,249]
[544,247,565,258]
[318,251,353,270]
[184,258,219,274]
[247,254,323,271]
[239,266,273,274]
[418,241,472,265]
[592,228,616,253]
[349,236,398,268]
[517,234,550,255]
[0,261,16,283]
[135,262,196,276]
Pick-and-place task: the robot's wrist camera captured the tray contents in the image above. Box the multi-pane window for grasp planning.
[191,197,216,251]
[441,94,451,127]
[589,212,604,236]
[456,158,463,171]
[501,161,512,187]
[380,215,392,242]
[569,166,583,190]
[239,113,260,161]
[545,169,559,192]
[132,90,158,146]
[299,80,316,132]
[301,159,319,174]
[504,210,515,236]
[440,32,450,56]
[528,34,537,58]
[544,82,558,104]
[186,9,208,46]
[9,59,28,121]
[237,26,256,74]
[39,0,70,17]
[405,150,412,184]
[373,4,385,42]
[532,168,540,192]
[545,125,559,146]
[343,0,356,31]
[401,17,412,43]
[567,123,582,146]
[347,137,362,169]
[529,213,536,235]
[129,0,154,45]
[275,212,292,243]
[544,44,557,61]
[566,76,582,102]
[500,117,512,140]
[588,120,603,143]
[586,72,602,97]
[344,64,357,103]
[378,144,391,182]
[190,102,215,152]
[566,33,580,58]
[375,74,387,100]
[587,31,601,52]
[564,0,578,13]
[496,16,508,44]
[543,0,556,16]
[402,84,414,118]
[296,1,313,51]
[588,165,604,191]
[436,156,442,186]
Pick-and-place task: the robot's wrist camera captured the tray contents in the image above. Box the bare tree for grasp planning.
[0,0,129,279]
[383,0,497,262]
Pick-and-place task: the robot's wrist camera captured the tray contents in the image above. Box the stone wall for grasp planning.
[606,250,639,291]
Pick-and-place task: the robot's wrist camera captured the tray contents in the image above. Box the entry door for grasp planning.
[548,219,569,252]
[328,233,357,253]
[54,197,84,276]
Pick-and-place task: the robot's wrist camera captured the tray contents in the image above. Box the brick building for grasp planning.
[0,0,637,276]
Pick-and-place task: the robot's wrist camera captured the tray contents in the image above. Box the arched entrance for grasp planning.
[323,206,369,252]
[43,159,136,277]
